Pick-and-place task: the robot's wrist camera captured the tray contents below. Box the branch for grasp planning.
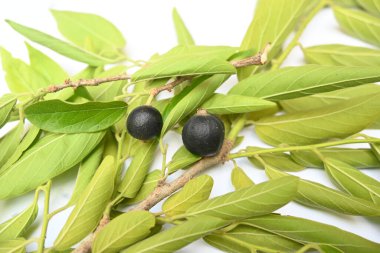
[231,43,271,68]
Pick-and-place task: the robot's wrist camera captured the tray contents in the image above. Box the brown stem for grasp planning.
[230,43,271,67]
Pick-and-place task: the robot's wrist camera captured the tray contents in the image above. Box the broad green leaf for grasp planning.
[186,177,298,220]
[167,146,200,174]
[291,148,380,169]
[0,238,27,253]
[93,211,155,253]
[118,140,158,198]
[371,143,380,160]
[333,6,380,47]
[123,170,161,205]
[230,65,380,101]
[324,158,380,204]
[256,92,380,146]
[238,0,316,79]
[266,166,380,216]
[54,156,115,250]
[334,0,360,7]
[231,167,254,190]
[204,234,251,253]
[0,94,17,128]
[0,123,24,167]
[0,131,104,199]
[162,74,228,134]
[172,8,195,46]
[0,190,38,240]
[51,10,125,59]
[242,214,380,253]
[303,44,380,66]
[25,100,127,133]
[121,216,228,253]
[163,175,213,217]
[6,20,119,66]
[132,46,237,82]
[201,94,276,114]
[357,0,380,16]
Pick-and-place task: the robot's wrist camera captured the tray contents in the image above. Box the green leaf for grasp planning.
[0,94,17,128]
[121,216,228,253]
[333,0,360,7]
[241,214,380,253]
[6,20,119,66]
[256,92,380,146]
[132,46,237,82]
[357,0,380,16]
[167,146,201,174]
[25,100,127,133]
[163,175,213,217]
[0,131,104,199]
[266,166,380,216]
[172,8,195,46]
[324,158,380,205]
[93,211,155,253]
[162,74,228,134]
[54,156,115,250]
[230,65,380,101]
[238,0,316,79]
[333,6,380,47]
[201,94,276,114]
[51,10,125,59]
[0,238,27,253]
[123,170,161,205]
[118,140,158,198]
[302,44,380,67]
[186,177,298,220]
[204,234,251,253]
[291,148,380,169]
[231,167,254,190]
[0,123,24,168]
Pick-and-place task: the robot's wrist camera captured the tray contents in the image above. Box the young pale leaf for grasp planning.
[121,216,228,253]
[167,146,201,174]
[51,10,125,59]
[0,238,27,253]
[54,156,115,250]
[25,100,127,133]
[118,140,158,198]
[0,123,24,168]
[163,175,213,217]
[324,158,380,204]
[242,214,380,253]
[333,6,380,47]
[334,0,360,6]
[0,131,104,199]
[6,20,118,66]
[186,177,298,220]
[123,170,161,205]
[172,8,195,46]
[230,65,380,101]
[231,167,254,190]
[0,94,17,128]
[266,166,380,216]
[357,0,380,16]
[256,92,380,146]
[93,211,155,253]
[201,94,276,114]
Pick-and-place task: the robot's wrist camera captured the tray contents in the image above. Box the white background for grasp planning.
[0,0,380,252]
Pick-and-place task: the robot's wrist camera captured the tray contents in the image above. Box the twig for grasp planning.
[230,43,271,67]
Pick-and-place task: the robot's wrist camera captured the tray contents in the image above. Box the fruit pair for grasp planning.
[127,106,224,157]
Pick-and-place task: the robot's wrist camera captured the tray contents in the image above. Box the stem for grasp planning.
[47,204,69,220]
[159,138,168,177]
[37,181,52,253]
[228,115,246,140]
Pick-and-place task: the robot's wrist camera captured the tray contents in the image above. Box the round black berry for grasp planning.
[182,111,225,157]
[127,105,163,140]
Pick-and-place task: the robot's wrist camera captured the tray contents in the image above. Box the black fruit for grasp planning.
[182,111,225,157]
[127,105,163,140]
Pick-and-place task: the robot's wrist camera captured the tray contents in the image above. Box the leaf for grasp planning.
[241,214,380,253]
[172,8,195,46]
[204,234,251,253]
[0,122,24,167]
[186,177,298,220]
[121,216,228,253]
[0,94,17,128]
[265,166,380,216]
[162,74,228,134]
[333,6,380,47]
[163,175,213,217]
[132,47,236,82]
[123,170,161,205]
[51,10,126,59]
[201,94,276,114]
[230,65,380,101]
[357,0,380,16]
[291,148,380,169]
[0,191,38,240]
[167,146,201,174]
[333,0,360,7]
[54,156,115,250]
[231,167,254,190]
[93,211,155,253]
[0,131,104,199]
[238,0,316,79]
[324,158,380,205]
[118,140,158,198]
[0,238,27,253]
[6,20,119,66]
[25,100,127,133]
[302,44,380,67]
[256,92,380,146]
